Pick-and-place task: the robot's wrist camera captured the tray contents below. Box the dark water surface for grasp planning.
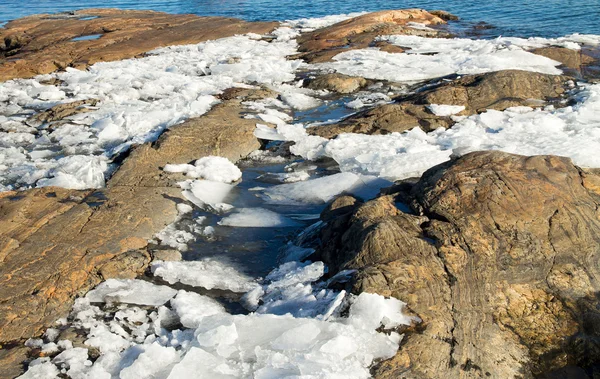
[1,0,599,38]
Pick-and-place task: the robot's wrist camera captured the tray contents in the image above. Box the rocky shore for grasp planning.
[1,8,599,378]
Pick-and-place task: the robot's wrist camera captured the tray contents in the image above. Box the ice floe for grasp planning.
[151,259,259,293]
[164,156,242,183]
[85,279,178,306]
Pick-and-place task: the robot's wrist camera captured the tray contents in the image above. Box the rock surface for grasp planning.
[316,151,600,378]
[310,70,569,138]
[293,9,447,63]
[305,73,368,94]
[0,89,268,376]
[0,9,277,81]
[533,46,596,70]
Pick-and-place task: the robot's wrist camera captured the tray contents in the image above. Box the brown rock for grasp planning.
[309,103,453,138]
[413,69,568,113]
[0,9,277,81]
[429,10,460,21]
[310,70,569,138]
[26,98,99,128]
[533,46,595,70]
[108,94,266,187]
[294,10,447,63]
[0,345,29,378]
[306,73,367,94]
[316,151,600,377]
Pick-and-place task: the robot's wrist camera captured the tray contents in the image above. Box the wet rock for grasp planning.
[0,9,277,81]
[316,151,600,378]
[430,10,460,21]
[310,70,569,138]
[293,10,447,63]
[533,46,595,70]
[305,73,367,94]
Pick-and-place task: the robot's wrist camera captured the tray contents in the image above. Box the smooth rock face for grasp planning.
[294,9,447,63]
[0,9,277,81]
[533,46,596,70]
[316,151,600,378]
[305,73,368,94]
[310,70,568,138]
[0,90,267,375]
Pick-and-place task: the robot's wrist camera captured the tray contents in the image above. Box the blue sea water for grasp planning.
[0,0,598,38]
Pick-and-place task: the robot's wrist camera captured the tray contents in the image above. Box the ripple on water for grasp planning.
[1,0,599,38]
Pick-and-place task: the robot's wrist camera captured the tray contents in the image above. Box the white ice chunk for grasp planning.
[322,35,564,83]
[261,172,361,204]
[85,279,177,306]
[179,179,234,210]
[164,156,242,183]
[152,259,258,293]
[119,343,179,379]
[427,104,466,116]
[170,290,226,329]
[218,208,299,228]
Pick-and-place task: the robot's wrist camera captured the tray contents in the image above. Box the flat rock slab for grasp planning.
[0,9,277,81]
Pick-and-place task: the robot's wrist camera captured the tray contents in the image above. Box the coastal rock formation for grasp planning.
[294,9,448,63]
[0,9,277,81]
[310,70,569,138]
[0,90,269,376]
[316,151,600,378]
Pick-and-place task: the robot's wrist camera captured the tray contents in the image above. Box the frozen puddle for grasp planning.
[71,34,102,42]
[10,12,600,379]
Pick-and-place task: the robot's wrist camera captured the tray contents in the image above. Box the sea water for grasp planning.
[1,0,599,38]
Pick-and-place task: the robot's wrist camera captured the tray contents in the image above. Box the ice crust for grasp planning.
[1,33,299,191]
[322,34,600,84]
[151,259,259,293]
[22,275,411,379]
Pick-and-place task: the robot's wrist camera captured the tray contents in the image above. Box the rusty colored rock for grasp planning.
[0,9,277,81]
[294,10,447,63]
[315,151,600,378]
